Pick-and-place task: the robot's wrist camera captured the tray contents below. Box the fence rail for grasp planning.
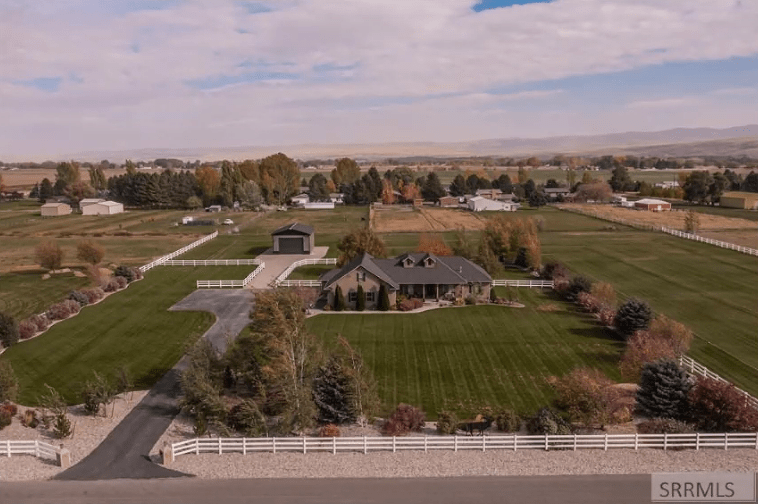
[164,259,260,266]
[679,355,758,410]
[1,440,61,461]
[272,258,337,287]
[558,206,758,257]
[171,432,758,461]
[492,280,554,288]
[139,231,219,272]
[196,262,266,289]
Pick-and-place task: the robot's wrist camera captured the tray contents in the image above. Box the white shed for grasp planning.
[290,194,310,207]
[467,196,519,212]
[82,201,124,215]
[41,202,72,216]
[79,198,105,209]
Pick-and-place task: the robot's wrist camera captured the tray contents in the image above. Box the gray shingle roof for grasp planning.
[272,222,315,236]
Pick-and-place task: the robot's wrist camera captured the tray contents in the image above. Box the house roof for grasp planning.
[99,201,122,207]
[80,198,105,204]
[41,202,69,208]
[543,187,570,194]
[272,222,315,236]
[722,191,758,199]
[320,252,492,289]
[635,198,670,205]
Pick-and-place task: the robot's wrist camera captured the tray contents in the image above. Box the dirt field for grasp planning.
[699,230,758,250]
[560,204,758,232]
[372,205,486,233]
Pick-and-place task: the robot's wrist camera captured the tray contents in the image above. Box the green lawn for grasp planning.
[0,270,91,320]
[288,264,333,280]
[306,290,623,418]
[0,266,263,404]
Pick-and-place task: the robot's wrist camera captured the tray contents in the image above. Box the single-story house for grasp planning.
[41,202,72,216]
[206,205,222,213]
[271,222,315,254]
[720,191,758,210]
[82,201,124,215]
[304,201,335,210]
[654,181,679,189]
[475,188,502,200]
[181,216,194,224]
[79,198,105,209]
[290,194,310,207]
[438,195,459,208]
[319,252,492,310]
[634,198,671,212]
[543,187,571,200]
[329,193,344,204]
[467,196,519,212]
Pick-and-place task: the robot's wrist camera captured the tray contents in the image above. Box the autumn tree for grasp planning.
[88,166,107,191]
[76,240,105,265]
[549,367,622,428]
[259,153,300,205]
[381,179,396,204]
[35,241,64,271]
[683,209,700,234]
[336,227,387,266]
[401,182,421,202]
[331,158,361,186]
[195,166,220,206]
[55,161,81,193]
[416,234,452,256]
[688,377,758,432]
[575,182,612,202]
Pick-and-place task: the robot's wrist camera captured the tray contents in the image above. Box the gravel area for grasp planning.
[0,390,149,481]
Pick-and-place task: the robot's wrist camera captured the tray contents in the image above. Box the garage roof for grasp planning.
[272,222,314,236]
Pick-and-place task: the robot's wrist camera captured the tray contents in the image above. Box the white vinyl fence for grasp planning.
[170,432,758,462]
[492,280,554,288]
[139,231,219,272]
[679,355,758,411]
[1,440,61,462]
[196,262,266,289]
[558,206,758,257]
[272,257,337,287]
[164,259,259,266]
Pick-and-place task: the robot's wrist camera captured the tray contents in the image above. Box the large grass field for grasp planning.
[0,271,91,320]
[0,265,262,404]
[306,289,623,418]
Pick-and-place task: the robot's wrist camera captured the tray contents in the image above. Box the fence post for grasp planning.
[454,435,457,452]
[218,438,222,455]
[364,436,367,454]
[544,435,549,451]
[243,437,247,456]
[333,437,337,455]
[695,433,700,451]
[6,440,10,457]
[424,436,428,453]
[664,433,667,451]
[604,433,608,451]
[482,436,486,453]
[393,436,396,453]
[514,434,517,452]
[573,434,577,451]
[724,433,728,450]
[273,437,276,454]
[634,433,638,451]
[35,440,39,458]
[195,439,199,455]
[755,433,758,450]
[303,437,306,454]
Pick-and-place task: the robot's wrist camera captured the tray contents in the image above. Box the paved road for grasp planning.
[247,246,329,289]
[3,475,653,504]
[55,290,254,480]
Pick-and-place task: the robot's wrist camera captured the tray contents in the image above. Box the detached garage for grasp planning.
[720,191,758,210]
[634,198,671,212]
[82,201,124,215]
[271,223,315,255]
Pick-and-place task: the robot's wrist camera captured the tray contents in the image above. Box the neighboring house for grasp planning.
[654,181,679,189]
[720,191,758,210]
[271,222,315,254]
[634,198,671,212]
[82,200,124,215]
[40,202,72,217]
[467,196,519,212]
[475,188,502,200]
[290,193,310,207]
[181,216,194,224]
[543,187,571,200]
[329,193,344,204]
[79,198,105,209]
[206,205,222,213]
[304,202,335,209]
[320,252,492,310]
[438,195,459,208]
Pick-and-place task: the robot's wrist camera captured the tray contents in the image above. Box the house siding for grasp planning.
[325,267,389,309]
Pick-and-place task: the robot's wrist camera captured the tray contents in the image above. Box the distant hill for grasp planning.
[58,124,758,162]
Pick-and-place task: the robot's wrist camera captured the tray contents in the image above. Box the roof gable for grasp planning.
[272,222,314,236]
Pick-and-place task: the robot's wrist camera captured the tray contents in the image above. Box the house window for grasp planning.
[366,291,376,303]
[348,291,357,303]
[356,271,366,281]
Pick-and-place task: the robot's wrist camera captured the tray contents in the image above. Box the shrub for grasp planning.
[464,295,477,306]
[636,418,695,434]
[82,288,105,304]
[615,298,653,338]
[63,299,81,315]
[227,399,267,437]
[333,285,346,311]
[382,403,426,436]
[0,312,20,348]
[398,298,424,312]
[566,276,593,301]
[0,402,18,417]
[34,241,64,270]
[29,314,49,332]
[636,359,691,420]
[0,410,11,430]
[81,371,116,417]
[114,265,136,283]
[598,308,616,327]
[549,368,620,428]
[526,407,572,435]
[76,240,105,265]
[377,284,390,311]
[22,409,39,428]
[619,330,677,382]
[114,276,128,289]
[53,413,72,439]
[489,288,497,303]
[318,424,341,437]
[102,277,121,292]
[436,410,459,435]
[648,315,693,355]
[590,282,616,312]
[69,290,90,307]
[688,377,758,433]
[18,320,37,340]
[576,292,598,312]
[495,409,521,432]
[46,302,73,320]
[542,261,568,281]
[356,284,366,311]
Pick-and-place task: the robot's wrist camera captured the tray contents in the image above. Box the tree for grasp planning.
[449,174,467,197]
[259,153,300,205]
[619,330,678,382]
[683,209,700,234]
[609,165,633,192]
[575,182,612,202]
[35,241,64,271]
[517,166,529,184]
[55,161,81,192]
[333,286,346,312]
[88,166,107,191]
[381,179,395,204]
[549,367,620,428]
[336,227,386,266]
[688,377,758,433]
[401,182,421,202]
[313,356,356,424]
[615,298,653,338]
[683,171,713,204]
[356,284,366,311]
[125,159,137,175]
[81,371,116,417]
[308,173,330,202]
[421,172,446,202]
[331,158,361,186]
[195,166,220,206]
[522,179,536,199]
[76,240,105,265]
[39,178,54,203]
[528,190,547,207]
[186,195,203,209]
[494,173,512,193]
[416,234,452,256]
[377,284,390,311]
[566,276,593,301]
[235,180,262,208]
[636,359,691,420]
[0,360,18,402]
[218,161,242,207]
[180,340,227,435]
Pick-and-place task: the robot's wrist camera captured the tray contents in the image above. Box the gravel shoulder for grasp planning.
[0,390,149,482]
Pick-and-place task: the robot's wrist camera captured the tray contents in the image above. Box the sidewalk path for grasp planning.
[247,246,329,289]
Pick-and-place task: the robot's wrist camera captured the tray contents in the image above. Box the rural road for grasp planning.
[3,475,653,504]
[55,289,254,480]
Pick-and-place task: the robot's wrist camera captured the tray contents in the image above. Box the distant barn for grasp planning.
[720,192,758,210]
[634,198,671,212]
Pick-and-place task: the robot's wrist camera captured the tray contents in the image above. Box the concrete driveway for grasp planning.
[248,246,329,289]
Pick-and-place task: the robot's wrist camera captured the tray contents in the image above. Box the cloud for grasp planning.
[626,98,697,109]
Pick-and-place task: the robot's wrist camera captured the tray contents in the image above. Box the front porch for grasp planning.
[400,283,459,301]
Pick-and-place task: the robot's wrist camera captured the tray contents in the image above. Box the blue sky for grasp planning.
[1,0,757,158]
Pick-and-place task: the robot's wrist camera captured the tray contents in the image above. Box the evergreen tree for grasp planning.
[367,166,383,201]
[615,298,653,338]
[29,183,40,199]
[333,286,346,311]
[494,173,513,193]
[449,174,467,197]
[421,172,446,202]
[356,284,366,311]
[378,284,390,311]
[636,359,691,420]
[39,178,54,202]
[312,356,356,424]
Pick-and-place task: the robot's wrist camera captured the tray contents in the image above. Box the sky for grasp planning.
[1,0,757,159]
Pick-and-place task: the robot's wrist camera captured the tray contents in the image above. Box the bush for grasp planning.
[0,410,11,430]
[489,289,497,303]
[63,299,81,315]
[590,282,616,312]
[76,240,105,265]
[566,276,593,301]
[464,295,477,306]
[82,288,105,304]
[377,284,390,311]
[542,261,568,281]
[46,302,73,320]
[22,409,39,428]
[114,276,128,289]
[69,290,90,307]
[35,241,64,270]
[0,361,19,403]
[549,368,619,428]
[598,308,616,327]
[227,399,267,437]
[53,413,72,439]
[576,292,598,312]
[526,407,572,435]
[648,315,693,355]
[436,410,459,435]
[29,314,49,332]
[0,312,20,348]
[615,298,653,338]
[398,298,424,312]
[114,265,136,283]
[0,402,18,417]
[318,424,341,437]
[636,418,695,434]
[619,331,677,382]
[495,409,521,432]
[356,285,366,311]
[636,359,691,420]
[382,403,426,436]
[18,320,37,340]
[333,285,346,311]
[688,377,758,433]
[102,277,120,292]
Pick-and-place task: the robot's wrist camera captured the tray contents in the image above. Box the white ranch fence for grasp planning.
[196,262,266,289]
[492,280,554,288]
[139,231,219,272]
[272,257,337,287]
[558,206,758,257]
[170,432,758,462]
[164,259,259,266]
[1,440,61,462]
[679,355,758,410]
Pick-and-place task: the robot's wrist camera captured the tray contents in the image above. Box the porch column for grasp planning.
[436,284,439,301]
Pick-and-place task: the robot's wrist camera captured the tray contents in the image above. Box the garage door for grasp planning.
[278,237,305,254]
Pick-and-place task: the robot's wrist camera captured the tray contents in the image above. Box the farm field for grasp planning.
[372,206,486,233]
[306,289,624,418]
[0,168,131,190]
[670,202,758,223]
[698,230,758,249]
[0,265,264,404]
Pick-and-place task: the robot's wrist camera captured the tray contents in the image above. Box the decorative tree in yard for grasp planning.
[356,284,366,311]
[377,284,390,311]
[34,241,64,271]
[333,285,346,311]
[636,359,691,420]
[614,298,653,338]
[0,312,19,348]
